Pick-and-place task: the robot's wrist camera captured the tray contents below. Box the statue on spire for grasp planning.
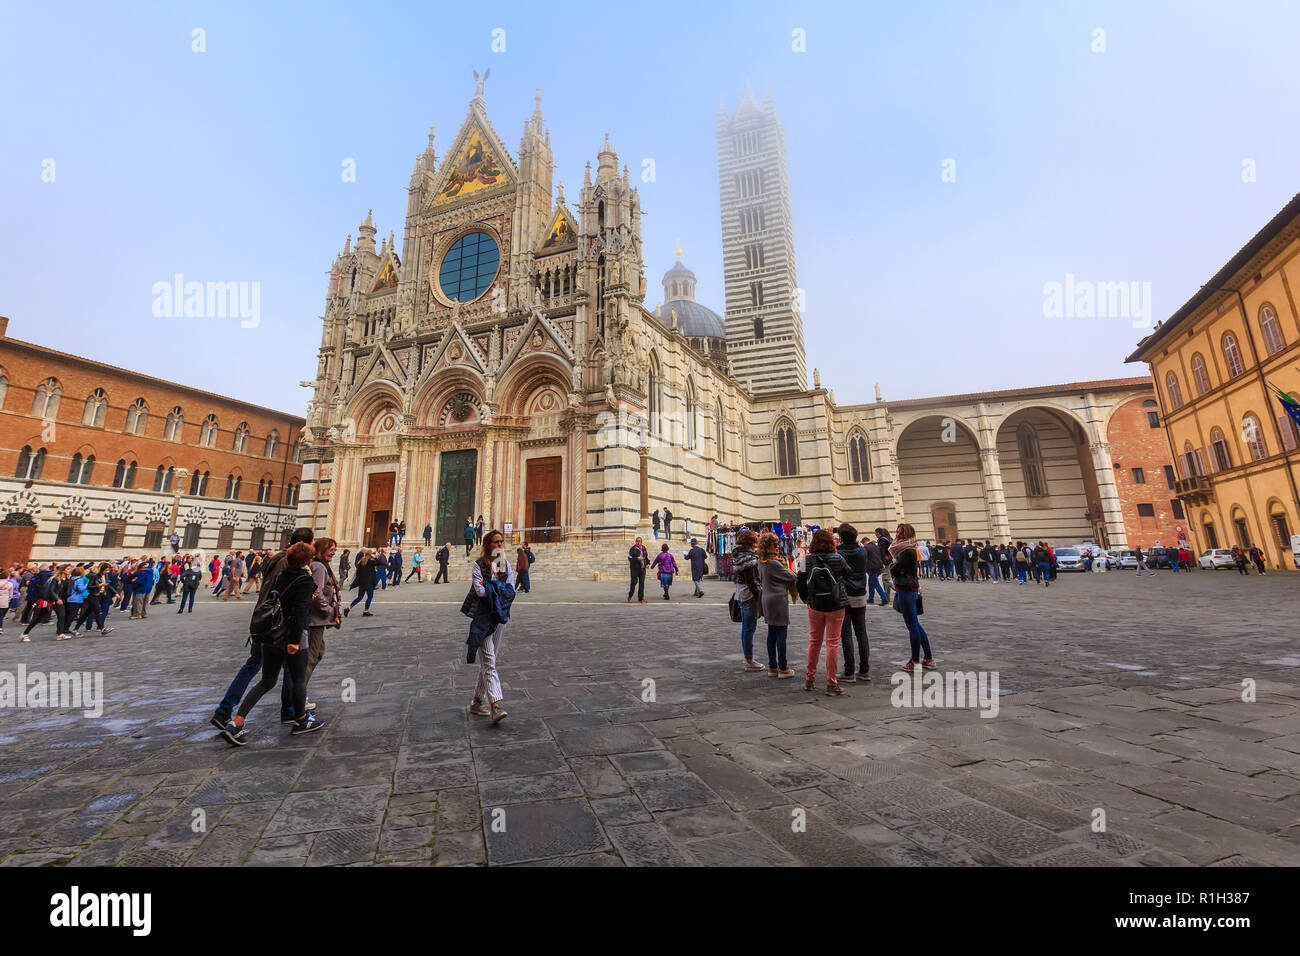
[472,67,490,100]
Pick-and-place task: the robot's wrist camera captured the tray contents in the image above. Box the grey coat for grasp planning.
[759,558,795,626]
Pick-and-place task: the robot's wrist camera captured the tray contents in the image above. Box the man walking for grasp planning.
[223,551,246,600]
[684,538,707,597]
[663,507,673,541]
[1133,545,1156,576]
[628,537,649,603]
[435,543,451,583]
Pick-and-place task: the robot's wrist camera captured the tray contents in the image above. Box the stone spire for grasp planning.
[356,209,377,254]
[596,134,618,184]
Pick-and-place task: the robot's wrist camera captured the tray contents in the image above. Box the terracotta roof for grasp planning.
[0,334,306,425]
[1126,190,1300,363]
[838,376,1152,412]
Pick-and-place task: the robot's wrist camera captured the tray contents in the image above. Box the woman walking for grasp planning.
[731,529,764,672]
[797,529,850,695]
[346,549,377,617]
[467,529,513,724]
[338,549,351,588]
[651,543,678,600]
[890,523,937,672]
[758,532,797,678]
[222,542,324,745]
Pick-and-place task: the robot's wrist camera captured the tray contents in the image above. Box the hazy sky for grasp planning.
[3,0,1299,414]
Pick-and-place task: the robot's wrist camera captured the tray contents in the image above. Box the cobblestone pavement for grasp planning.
[2,569,1298,867]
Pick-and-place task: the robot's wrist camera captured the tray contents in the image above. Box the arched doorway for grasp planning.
[895,416,985,540]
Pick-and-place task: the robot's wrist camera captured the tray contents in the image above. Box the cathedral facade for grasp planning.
[297,82,1165,552]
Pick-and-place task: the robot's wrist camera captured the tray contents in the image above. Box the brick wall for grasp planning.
[1107,395,1183,548]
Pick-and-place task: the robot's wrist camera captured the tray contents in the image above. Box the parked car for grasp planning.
[1055,547,1085,571]
[1198,548,1237,570]
[1117,550,1157,570]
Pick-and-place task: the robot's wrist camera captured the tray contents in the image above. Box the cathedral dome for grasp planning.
[658,246,724,339]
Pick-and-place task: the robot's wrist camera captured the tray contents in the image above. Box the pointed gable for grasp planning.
[434,109,516,203]
[371,254,399,292]
[539,207,577,251]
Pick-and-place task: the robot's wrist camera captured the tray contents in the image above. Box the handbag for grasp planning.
[727,594,742,622]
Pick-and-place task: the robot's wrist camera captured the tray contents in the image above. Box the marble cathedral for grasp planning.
[297,80,1158,552]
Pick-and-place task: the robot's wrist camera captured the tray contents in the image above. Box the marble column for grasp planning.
[1089,439,1128,548]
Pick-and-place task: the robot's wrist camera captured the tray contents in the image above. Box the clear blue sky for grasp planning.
[3,0,1298,413]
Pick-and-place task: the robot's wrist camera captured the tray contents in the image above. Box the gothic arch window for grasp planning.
[153,465,175,493]
[685,381,697,450]
[164,406,185,442]
[257,478,273,504]
[31,377,61,418]
[200,414,219,447]
[774,419,799,477]
[1165,372,1183,410]
[648,356,662,438]
[113,459,137,489]
[67,452,95,484]
[264,429,279,459]
[1223,333,1245,378]
[847,430,871,483]
[1210,427,1231,471]
[233,422,249,454]
[1243,414,1268,461]
[15,445,45,480]
[125,398,148,436]
[292,436,304,464]
[1191,353,1210,396]
[1259,304,1286,356]
[0,366,7,410]
[715,397,725,462]
[1016,422,1048,498]
[82,388,108,427]
[284,481,300,507]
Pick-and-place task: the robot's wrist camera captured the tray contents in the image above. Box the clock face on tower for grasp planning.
[438,231,500,302]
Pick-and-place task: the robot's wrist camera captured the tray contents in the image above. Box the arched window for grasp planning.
[1259,304,1286,356]
[283,482,299,507]
[199,470,210,495]
[233,422,249,454]
[1191,354,1210,396]
[225,474,242,500]
[1165,372,1183,410]
[1243,414,1268,461]
[1183,440,1206,478]
[1017,422,1048,498]
[82,388,108,427]
[0,366,7,409]
[292,436,304,464]
[164,406,184,442]
[847,430,871,483]
[153,465,174,493]
[257,478,274,504]
[67,453,95,484]
[1223,333,1245,378]
[774,419,799,477]
[1209,427,1232,471]
[715,397,725,462]
[125,398,148,435]
[264,429,279,458]
[685,383,697,450]
[112,459,137,489]
[30,377,61,418]
[647,360,661,437]
[189,470,201,495]
[200,414,219,447]
[15,445,46,480]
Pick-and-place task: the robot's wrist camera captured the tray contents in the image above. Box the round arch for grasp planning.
[497,354,572,418]
[413,368,486,427]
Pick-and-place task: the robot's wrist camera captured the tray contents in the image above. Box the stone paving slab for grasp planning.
[1,573,1298,866]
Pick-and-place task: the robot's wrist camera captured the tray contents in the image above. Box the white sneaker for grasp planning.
[21,635,31,642]
[56,634,70,641]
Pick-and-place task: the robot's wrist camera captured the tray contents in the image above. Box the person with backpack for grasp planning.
[208,528,316,733]
[684,538,708,598]
[177,560,202,613]
[890,523,936,672]
[731,529,764,672]
[964,540,979,583]
[149,560,174,605]
[1033,542,1053,586]
[65,566,87,636]
[797,528,850,696]
[651,543,678,600]
[627,537,650,603]
[221,541,325,745]
[1014,541,1030,583]
[515,541,533,594]
[836,523,871,683]
[19,565,56,642]
[758,532,796,678]
[1248,544,1266,574]
[662,507,674,541]
[434,543,451,584]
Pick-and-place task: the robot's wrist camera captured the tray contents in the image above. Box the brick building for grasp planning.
[1106,394,1184,548]
[0,317,305,565]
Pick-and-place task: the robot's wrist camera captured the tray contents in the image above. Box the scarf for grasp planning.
[888,536,919,563]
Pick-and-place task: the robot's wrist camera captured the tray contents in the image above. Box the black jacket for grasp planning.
[836,544,868,596]
[271,567,314,639]
[351,556,378,590]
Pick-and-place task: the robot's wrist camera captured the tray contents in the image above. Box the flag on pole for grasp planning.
[1269,381,1300,432]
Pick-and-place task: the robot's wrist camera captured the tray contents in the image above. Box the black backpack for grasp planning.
[806,556,843,612]
[248,574,309,649]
